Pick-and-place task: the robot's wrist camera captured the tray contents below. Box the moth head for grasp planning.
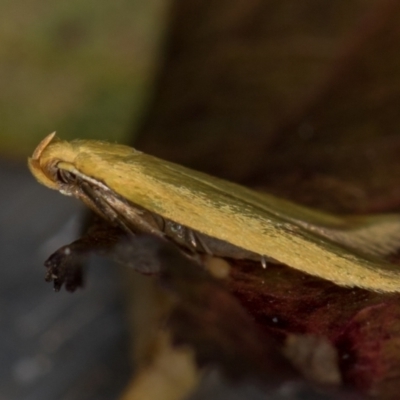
[28,132,81,196]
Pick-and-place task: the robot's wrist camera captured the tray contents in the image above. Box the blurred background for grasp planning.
[3,0,400,399]
[0,0,169,157]
[0,1,168,399]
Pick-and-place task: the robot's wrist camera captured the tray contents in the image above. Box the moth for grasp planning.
[28,132,400,292]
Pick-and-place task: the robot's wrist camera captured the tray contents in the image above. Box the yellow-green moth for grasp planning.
[28,133,400,292]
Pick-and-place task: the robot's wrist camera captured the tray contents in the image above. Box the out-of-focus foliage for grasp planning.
[0,0,168,158]
[138,0,400,212]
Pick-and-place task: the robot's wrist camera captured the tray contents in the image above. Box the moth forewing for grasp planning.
[29,133,400,293]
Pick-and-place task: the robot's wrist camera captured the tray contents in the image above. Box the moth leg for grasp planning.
[150,213,166,233]
[45,243,85,292]
[192,232,213,255]
[185,229,213,256]
[187,229,198,250]
[45,216,126,292]
[80,181,166,239]
[80,182,136,235]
